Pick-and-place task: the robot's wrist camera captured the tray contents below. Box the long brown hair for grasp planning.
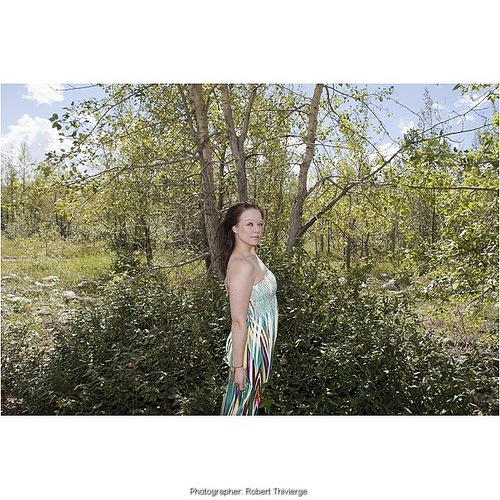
[216,202,264,276]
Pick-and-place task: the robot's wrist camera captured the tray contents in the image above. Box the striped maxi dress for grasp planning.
[221,269,278,415]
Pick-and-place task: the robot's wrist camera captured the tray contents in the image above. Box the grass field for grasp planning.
[1,237,112,346]
[2,237,112,286]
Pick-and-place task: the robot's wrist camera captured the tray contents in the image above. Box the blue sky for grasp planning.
[1,84,106,162]
[1,83,493,165]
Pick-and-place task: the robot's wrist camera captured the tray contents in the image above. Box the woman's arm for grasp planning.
[226,259,254,391]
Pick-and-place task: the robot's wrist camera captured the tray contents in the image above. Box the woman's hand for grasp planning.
[233,367,247,392]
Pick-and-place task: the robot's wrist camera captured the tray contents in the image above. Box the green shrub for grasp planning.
[1,314,50,414]
[260,250,498,415]
[17,274,229,415]
[4,250,498,415]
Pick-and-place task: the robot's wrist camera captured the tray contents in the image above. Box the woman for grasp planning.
[217,202,278,415]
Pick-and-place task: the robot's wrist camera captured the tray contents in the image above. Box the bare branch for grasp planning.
[119,253,209,284]
[399,184,498,193]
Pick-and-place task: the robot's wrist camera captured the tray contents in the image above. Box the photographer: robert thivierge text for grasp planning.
[190,487,308,497]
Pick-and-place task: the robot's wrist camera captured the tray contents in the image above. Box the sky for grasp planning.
[1,82,493,165]
[1,84,106,163]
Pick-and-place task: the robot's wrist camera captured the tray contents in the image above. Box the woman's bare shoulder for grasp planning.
[226,256,255,285]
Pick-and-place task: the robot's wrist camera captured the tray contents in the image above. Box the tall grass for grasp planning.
[2,237,112,289]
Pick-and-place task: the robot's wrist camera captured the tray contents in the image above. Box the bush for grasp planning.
[1,313,50,414]
[14,274,229,415]
[4,250,498,415]
[260,250,498,415]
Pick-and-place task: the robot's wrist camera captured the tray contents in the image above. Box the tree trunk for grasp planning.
[389,219,397,253]
[217,148,226,212]
[287,84,324,252]
[219,84,257,202]
[431,202,438,245]
[345,235,352,269]
[345,218,355,269]
[361,232,370,259]
[139,215,154,266]
[186,84,222,278]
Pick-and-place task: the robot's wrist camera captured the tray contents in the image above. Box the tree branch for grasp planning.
[119,253,210,284]
[399,184,498,192]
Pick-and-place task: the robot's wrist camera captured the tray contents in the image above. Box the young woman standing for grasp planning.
[217,202,278,415]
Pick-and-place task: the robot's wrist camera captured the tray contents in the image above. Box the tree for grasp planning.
[41,83,497,285]
[183,84,222,277]
[219,84,258,202]
[1,143,49,236]
[287,84,324,251]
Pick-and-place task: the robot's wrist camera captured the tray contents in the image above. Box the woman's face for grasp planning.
[232,208,265,247]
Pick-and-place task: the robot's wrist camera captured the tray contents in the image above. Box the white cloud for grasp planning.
[378,141,399,159]
[23,84,64,105]
[1,113,72,162]
[454,95,474,111]
[286,135,306,154]
[454,91,490,114]
[432,102,447,112]
[452,94,489,125]
[368,141,399,166]
[398,118,416,135]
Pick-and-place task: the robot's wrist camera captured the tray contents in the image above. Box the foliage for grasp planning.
[1,305,50,412]
[4,84,498,277]
[3,252,497,416]
[8,274,229,415]
[260,250,498,415]
[2,83,498,416]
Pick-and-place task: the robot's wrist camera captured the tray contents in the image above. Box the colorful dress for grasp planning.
[221,269,278,415]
